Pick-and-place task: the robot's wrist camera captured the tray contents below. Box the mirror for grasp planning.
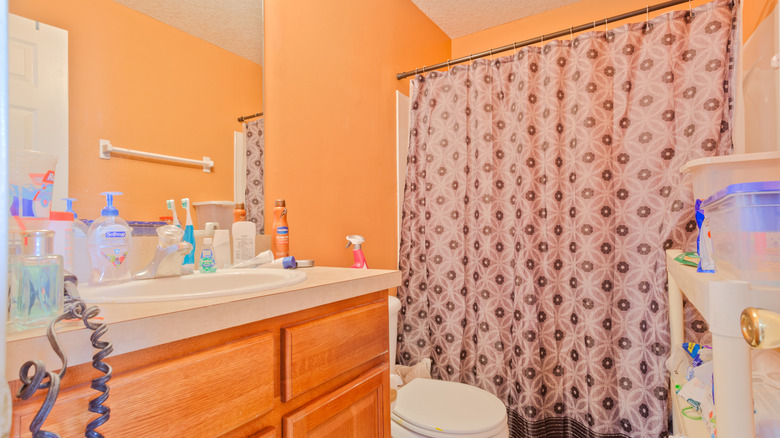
[8,0,263,224]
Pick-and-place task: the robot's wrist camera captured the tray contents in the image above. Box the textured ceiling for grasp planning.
[112,0,263,66]
[411,0,584,39]
[112,0,584,66]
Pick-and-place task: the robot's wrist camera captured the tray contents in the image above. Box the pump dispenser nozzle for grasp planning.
[100,191,122,216]
[346,235,365,250]
[63,197,79,219]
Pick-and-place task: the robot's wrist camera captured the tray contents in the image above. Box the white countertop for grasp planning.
[6,267,401,381]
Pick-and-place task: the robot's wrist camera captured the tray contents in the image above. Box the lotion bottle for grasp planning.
[272,199,289,258]
[232,221,255,265]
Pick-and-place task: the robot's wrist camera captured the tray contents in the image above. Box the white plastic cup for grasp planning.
[9,149,58,230]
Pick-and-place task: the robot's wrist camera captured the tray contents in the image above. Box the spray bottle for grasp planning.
[346,235,368,269]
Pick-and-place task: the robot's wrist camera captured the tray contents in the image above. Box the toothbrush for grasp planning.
[181,198,196,265]
[166,199,181,227]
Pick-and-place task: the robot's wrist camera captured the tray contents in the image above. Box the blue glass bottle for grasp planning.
[10,230,63,330]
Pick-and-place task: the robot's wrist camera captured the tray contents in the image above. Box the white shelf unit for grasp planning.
[666,250,780,438]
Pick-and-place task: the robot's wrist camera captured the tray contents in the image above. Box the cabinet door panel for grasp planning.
[282,300,387,401]
[13,332,274,438]
[283,364,389,438]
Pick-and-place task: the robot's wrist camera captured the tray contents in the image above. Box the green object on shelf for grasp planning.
[674,252,700,267]
[682,406,702,421]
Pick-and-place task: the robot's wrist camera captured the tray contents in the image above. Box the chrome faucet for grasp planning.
[133,225,194,280]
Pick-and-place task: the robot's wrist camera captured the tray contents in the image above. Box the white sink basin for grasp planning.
[78,269,307,303]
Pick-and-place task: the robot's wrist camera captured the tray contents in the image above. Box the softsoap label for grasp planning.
[105,231,127,238]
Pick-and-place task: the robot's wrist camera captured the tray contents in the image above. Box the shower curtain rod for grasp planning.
[238,112,263,122]
[397,0,693,80]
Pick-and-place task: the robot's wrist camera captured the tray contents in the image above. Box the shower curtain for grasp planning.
[244,118,265,234]
[397,1,737,437]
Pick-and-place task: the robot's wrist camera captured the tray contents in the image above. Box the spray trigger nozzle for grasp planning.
[346,235,365,249]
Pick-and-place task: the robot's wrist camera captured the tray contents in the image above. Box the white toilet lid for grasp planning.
[393,379,507,436]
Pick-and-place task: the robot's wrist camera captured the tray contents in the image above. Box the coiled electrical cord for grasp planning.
[16,280,113,438]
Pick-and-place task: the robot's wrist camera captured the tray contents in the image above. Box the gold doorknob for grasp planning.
[741,307,780,349]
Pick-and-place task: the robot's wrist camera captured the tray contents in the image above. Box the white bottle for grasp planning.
[64,198,91,284]
[232,221,255,265]
[49,211,74,273]
[212,229,231,268]
[87,192,132,285]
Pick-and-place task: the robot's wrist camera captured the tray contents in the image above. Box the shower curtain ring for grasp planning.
[604,17,608,32]
[447,59,451,70]
[646,6,650,23]
[570,26,574,40]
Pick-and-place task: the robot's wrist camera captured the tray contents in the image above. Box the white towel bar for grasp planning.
[98,139,214,173]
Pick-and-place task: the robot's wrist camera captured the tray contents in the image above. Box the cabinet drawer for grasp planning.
[282,300,388,401]
[13,332,274,438]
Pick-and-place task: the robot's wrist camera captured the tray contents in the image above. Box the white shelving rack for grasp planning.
[666,250,780,438]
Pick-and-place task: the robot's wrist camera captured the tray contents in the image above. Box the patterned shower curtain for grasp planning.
[397,1,737,437]
[244,118,265,234]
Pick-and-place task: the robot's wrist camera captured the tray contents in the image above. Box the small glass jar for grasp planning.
[9,230,63,330]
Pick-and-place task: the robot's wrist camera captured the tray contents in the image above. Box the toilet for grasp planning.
[389,296,509,438]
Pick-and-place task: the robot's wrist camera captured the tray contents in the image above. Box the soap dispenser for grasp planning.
[87,192,132,285]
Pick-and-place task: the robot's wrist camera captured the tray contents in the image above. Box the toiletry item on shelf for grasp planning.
[694,199,715,273]
[87,192,132,285]
[261,256,297,269]
[204,222,218,237]
[232,221,256,265]
[64,198,91,283]
[346,235,368,269]
[166,199,181,227]
[233,249,273,269]
[181,198,196,266]
[9,230,64,329]
[233,203,246,222]
[49,211,74,273]
[272,199,289,258]
[199,238,217,273]
[212,229,231,268]
[296,259,315,268]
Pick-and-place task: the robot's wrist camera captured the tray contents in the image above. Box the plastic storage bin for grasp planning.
[680,151,780,201]
[193,201,234,230]
[701,181,780,286]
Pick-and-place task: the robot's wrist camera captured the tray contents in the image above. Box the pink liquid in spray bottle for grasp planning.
[346,235,368,269]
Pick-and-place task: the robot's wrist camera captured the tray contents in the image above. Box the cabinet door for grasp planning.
[283,364,389,438]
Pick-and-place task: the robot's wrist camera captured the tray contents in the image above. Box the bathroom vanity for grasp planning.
[6,267,400,437]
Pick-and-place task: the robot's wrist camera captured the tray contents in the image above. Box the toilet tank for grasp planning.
[388,295,402,373]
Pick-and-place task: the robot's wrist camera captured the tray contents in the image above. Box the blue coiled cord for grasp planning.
[16,281,113,438]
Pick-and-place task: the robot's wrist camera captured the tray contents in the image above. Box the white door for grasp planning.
[9,14,68,211]
[396,90,410,267]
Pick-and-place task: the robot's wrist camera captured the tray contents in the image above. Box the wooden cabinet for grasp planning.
[283,364,390,438]
[10,291,390,438]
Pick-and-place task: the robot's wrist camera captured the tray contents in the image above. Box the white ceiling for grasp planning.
[411,0,584,39]
[113,0,585,66]
[112,0,263,66]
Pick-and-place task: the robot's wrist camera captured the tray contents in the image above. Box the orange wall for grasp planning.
[744,0,777,39]
[10,0,263,222]
[264,0,449,269]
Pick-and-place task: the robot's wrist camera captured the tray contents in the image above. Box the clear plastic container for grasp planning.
[193,201,234,230]
[9,149,58,231]
[681,151,780,201]
[701,180,780,286]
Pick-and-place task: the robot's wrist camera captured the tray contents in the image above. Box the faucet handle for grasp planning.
[157,225,184,247]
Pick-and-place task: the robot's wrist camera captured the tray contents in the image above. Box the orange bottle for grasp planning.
[233,203,246,222]
[272,199,289,257]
